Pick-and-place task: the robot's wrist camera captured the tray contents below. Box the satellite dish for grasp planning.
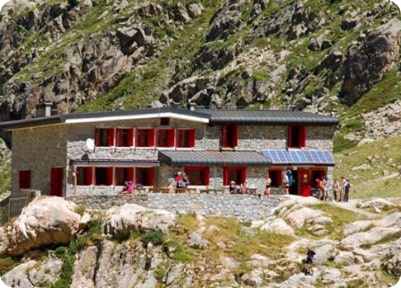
[85,138,95,152]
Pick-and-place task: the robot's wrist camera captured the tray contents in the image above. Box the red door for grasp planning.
[299,169,311,197]
[51,167,64,197]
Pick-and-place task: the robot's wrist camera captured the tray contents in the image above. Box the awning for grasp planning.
[70,159,160,167]
[262,149,334,166]
[158,151,272,166]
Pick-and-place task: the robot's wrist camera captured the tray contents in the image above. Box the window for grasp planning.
[223,166,246,185]
[185,166,210,185]
[136,167,154,186]
[160,117,170,126]
[177,129,195,148]
[76,167,93,185]
[136,128,155,147]
[95,167,113,185]
[19,170,31,189]
[269,169,282,186]
[95,128,115,147]
[116,128,134,147]
[221,124,239,149]
[288,125,306,148]
[157,129,175,147]
[115,167,134,185]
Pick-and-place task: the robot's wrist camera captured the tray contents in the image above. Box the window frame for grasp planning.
[76,167,94,185]
[221,124,239,149]
[136,128,155,147]
[157,128,175,148]
[185,166,210,185]
[222,166,246,185]
[19,170,31,189]
[135,167,155,186]
[176,128,195,148]
[116,128,134,147]
[288,125,306,148]
[95,128,115,147]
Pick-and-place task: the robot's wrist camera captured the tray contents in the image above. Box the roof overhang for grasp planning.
[158,150,272,166]
[262,149,334,166]
[64,111,209,124]
[70,159,160,167]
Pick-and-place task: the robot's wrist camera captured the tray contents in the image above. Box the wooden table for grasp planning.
[148,187,171,193]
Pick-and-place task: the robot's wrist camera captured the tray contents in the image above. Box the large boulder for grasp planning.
[102,204,176,240]
[7,196,82,256]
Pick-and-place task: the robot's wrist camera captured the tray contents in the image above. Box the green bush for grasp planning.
[140,230,164,247]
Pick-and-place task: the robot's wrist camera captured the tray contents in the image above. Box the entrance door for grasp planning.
[50,167,64,197]
[289,170,298,195]
[299,169,311,197]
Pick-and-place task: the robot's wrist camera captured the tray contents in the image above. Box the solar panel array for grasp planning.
[262,150,334,165]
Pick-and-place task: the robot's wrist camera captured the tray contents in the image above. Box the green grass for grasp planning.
[333,136,401,199]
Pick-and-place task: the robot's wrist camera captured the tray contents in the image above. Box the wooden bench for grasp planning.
[148,187,171,193]
[175,187,197,193]
[135,187,147,193]
[200,188,224,194]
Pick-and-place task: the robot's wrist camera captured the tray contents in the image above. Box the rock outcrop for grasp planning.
[1,196,401,287]
[0,0,400,121]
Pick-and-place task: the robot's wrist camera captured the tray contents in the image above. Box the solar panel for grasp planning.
[262,150,334,165]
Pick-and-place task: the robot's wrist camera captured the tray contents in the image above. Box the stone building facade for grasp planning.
[0,107,338,217]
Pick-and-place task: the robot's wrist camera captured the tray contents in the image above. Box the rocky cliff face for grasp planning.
[0,0,400,126]
[1,196,401,287]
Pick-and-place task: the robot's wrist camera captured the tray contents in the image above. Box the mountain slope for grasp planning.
[0,0,400,122]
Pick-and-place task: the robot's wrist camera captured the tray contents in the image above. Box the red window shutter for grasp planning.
[127,129,134,146]
[287,126,292,148]
[147,168,154,185]
[86,167,94,185]
[107,128,114,146]
[223,167,229,185]
[95,129,100,146]
[222,126,227,147]
[148,129,155,147]
[107,167,113,185]
[188,129,195,147]
[167,129,174,147]
[233,125,239,147]
[204,167,210,185]
[299,126,306,147]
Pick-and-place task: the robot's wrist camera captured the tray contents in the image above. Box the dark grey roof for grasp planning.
[199,109,338,125]
[0,107,209,131]
[0,107,338,131]
[158,150,272,166]
[262,149,334,166]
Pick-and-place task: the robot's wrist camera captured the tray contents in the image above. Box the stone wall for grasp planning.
[68,193,288,222]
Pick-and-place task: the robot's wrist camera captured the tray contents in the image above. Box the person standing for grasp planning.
[340,176,346,202]
[333,178,339,202]
[343,179,351,202]
[282,171,289,194]
[324,176,332,201]
[264,175,272,196]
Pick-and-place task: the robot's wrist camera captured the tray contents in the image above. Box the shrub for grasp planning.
[140,230,164,247]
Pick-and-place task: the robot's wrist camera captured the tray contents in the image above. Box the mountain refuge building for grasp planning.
[0,107,338,216]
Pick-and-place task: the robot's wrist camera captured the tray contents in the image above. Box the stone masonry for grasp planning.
[68,193,288,222]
